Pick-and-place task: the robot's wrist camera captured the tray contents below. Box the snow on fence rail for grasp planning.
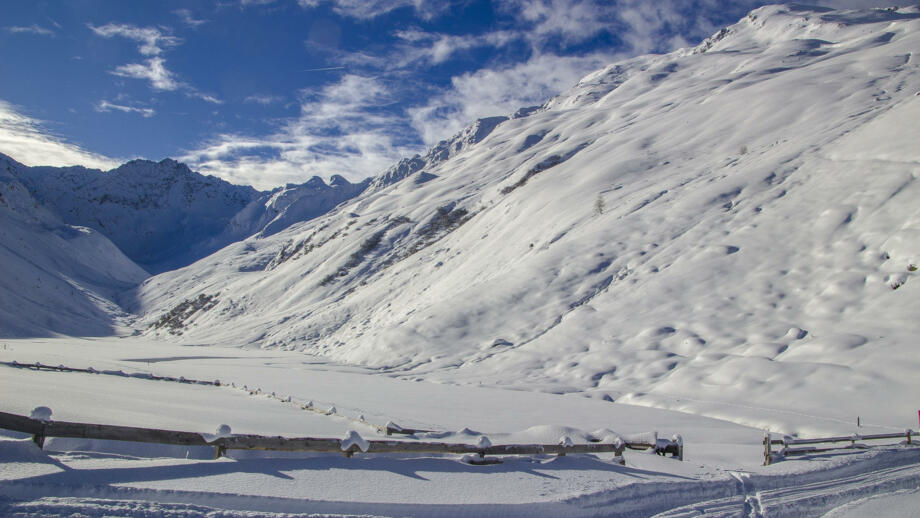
[763,430,917,465]
[0,410,681,464]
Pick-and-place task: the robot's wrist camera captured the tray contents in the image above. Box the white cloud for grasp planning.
[189,92,224,105]
[408,53,614,144]
[244,94,285,105]
[89,23,181,56]
[501,0,612,48]
[816,0,904,7]
[181,75,418,189]
[95,100,155,118]
[393,29,519,66]
[615,1,703,54]
[0,100,120,170]
[174,9,208,27]
[297,0,453,20]
[5,24,55,36]
[112,57,180,91]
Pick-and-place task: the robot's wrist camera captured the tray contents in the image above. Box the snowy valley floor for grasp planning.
[0,337,918,517]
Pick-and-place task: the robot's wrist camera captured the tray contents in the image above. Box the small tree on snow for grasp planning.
[594,194,605,215]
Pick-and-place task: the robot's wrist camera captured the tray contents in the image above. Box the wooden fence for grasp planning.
[1,361,220,386]
[0,411,681,464]
[763,430,917,465]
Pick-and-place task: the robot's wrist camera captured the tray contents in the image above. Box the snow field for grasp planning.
[0,334,918,515]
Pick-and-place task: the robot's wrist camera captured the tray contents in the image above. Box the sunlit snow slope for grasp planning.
[134,5,920,433]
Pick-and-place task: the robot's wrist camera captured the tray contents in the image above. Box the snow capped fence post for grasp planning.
[29,406,52,449]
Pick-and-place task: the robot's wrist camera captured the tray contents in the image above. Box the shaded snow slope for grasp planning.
[15,157,258,274]
[12,155,368,274]
[130,4,918,434]
[0,155,148,337]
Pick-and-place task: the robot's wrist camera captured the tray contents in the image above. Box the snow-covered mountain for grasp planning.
[13,156,369,274]
[0,154,148,337]
[129,4,920,431]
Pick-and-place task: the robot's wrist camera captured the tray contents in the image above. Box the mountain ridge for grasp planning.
[7,153,370,273]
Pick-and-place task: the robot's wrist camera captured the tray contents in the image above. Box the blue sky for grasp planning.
[0,0,892,189]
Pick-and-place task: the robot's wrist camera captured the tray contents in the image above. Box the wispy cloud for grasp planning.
[393,29,519,66]
[89,23,181,56]
[0,100,120,170]
[5,24,55,36]
[244,94,285,105]
[297,0,454,20]
[112,57,179,91]
[501,0,612,48]
[174,9,208,27]
[90,22,221,103]
[182,75,418,189]
[95,100,155,118]
[190,92,224,105]
[818,0,906,7]
[304,66,347,72]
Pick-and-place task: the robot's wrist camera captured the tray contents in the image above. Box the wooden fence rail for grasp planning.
[0,411,680,464]
[763,430,917,465]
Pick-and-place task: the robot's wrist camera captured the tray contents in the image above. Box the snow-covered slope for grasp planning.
[0,155,148,337]
[13,155,369,273]
[109,5,920,432]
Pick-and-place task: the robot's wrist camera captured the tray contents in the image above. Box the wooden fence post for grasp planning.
[676,435,684,461]
[763,432,772,466]
[32,429,46,449]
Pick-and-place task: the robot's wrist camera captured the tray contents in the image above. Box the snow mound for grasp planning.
[29,406,52,421]
[341,430,369,453]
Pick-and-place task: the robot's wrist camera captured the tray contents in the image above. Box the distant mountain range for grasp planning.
[8,155,369,274]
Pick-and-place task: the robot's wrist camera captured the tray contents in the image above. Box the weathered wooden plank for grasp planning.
[785,431,916,446]
[0,411,209,447]
[44,421,210,446]
[0,411,45,434]
[782,444,870,456]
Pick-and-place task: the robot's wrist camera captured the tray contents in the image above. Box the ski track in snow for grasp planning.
[0,445,918,517]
